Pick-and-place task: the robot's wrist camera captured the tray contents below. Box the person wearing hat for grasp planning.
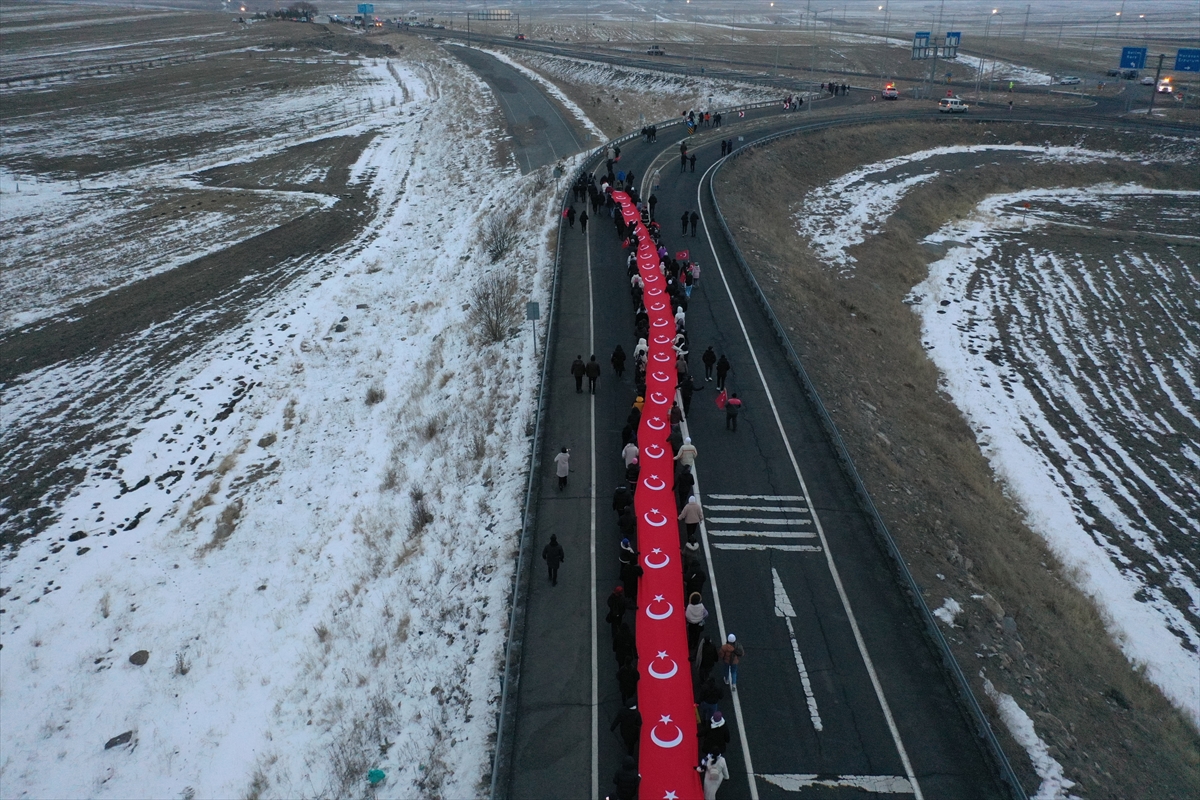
[685,592,709,656]
[718,634,744,690]
[554,446,571,490]
[702,710,730,757]
[542,534,565,586]
[678,494,704,543]
[675,436,698,468]
[621,439,639,467]
[700,751,729,800]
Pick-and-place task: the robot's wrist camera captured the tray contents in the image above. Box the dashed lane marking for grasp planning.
[773,568,823,732]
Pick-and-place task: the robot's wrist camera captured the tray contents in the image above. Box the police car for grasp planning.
[882,83,899,99]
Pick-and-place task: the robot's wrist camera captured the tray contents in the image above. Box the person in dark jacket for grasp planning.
[725,393,742,431]
[613,755,640,800]
[612,484,634,514]
[606,586,627,636]
[698,636,720,682]
[701,347,717,381]
[611,345,627,377]
[617,661,640,706]
[571,355,586,393]
[585,355,602,394]
[680,377,695,416]
[611,702,642,755]
[715,354,731,389]
[580,209,589,233]
[567,205,577,228]
[690,210,700,236]
[702,711,730,758]
[681,210,690,235]
[542,534,564,585]
[624,457,640,491]
[613,621,636,666]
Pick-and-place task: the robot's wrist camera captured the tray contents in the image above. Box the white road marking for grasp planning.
[707,530,817,539]
[678,413,759,800]
[697,162,925,800]
[703,504,810,513]
[760,773,915,793]
[713,543,823,552]
[708,493,805,500]
[773,568,823,731]
[706,516,813,526]
[586,217,599,800]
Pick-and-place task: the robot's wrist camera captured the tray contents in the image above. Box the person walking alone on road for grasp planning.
[554,446,570,490]
[725,393,742,431]
[580,209,589,233]
[567,205,576,228]
[689,153,697,173]
[702,347,717,381]
[690,211,699,237]
[719,634,744,690]
[611,344,626,377]
[649,193,658,219]
[571,355,586,393]
[715,354,730,389]
[681,210,690,235]
[585,354,602,394]
[542,534,564,585]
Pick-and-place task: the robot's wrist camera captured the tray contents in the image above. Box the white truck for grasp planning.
[937,97,969,113]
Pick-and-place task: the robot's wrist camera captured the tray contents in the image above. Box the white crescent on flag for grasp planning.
[650,301,667,312]
[647,651,679,679]
[643,509,669,527]
[651,371,671,382]
[653,335,672,345]
[642,474,666,491]
[643,443,665,458]
[650,716,684,748]
[645,416,666,431]
[645,595,674,620]
[646,287,664,297]
[652,351,672,363]
[644,548,670,568]
[651,318,669,328]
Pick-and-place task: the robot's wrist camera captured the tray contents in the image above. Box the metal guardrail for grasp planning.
[487,99,786,800]
[707,122,1030,800]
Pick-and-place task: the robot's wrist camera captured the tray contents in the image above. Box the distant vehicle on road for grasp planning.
[646,45,666,56]
[1058,76,1081,85]
[937,97,968,113]
[515,33,526,40]
[1157,77,1174,93]
[1141,76,1156,85]
[882,83,899,99]
[1122,69,1139,80]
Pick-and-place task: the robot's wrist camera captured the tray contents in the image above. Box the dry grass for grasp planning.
[409,487,433,534]
[365,385,385,406]
[719,119,1200,798]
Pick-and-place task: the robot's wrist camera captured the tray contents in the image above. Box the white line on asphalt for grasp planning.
[703,504,810,513]
[678,413,759,800]
[707,530,818,539]
[773,568,823,731]
[708,493,805,500]
[713,544,823,552]
[760,773,915,793]
[707,516,812,526]
[586,216,599,800]
[697,163,925,800]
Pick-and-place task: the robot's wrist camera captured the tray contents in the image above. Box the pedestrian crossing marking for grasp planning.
[712,544,823,552]
[708,494,804,501]
[707,530,818,539]
[703,505,810,514]
[760,774,914,793]
[707,516,813,526]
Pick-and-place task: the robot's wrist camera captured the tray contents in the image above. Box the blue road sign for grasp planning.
[357,4,374,14]
[1120,47,1147,70]
[1176,48,1200,73]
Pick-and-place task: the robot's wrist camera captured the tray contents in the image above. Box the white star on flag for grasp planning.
[659,714,673,725]
[649,474,660,480]
[656,650,668,660]
[651,548,662,554]
[650,508,661,515]
[653,594,665,603]
[664,792,678,800]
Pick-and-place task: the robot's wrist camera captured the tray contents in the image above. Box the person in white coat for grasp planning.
[621,441,639,467]
[554,447,570,491]
[701,753,728,800]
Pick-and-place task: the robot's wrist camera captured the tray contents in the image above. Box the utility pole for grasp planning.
[1021,4,1030,42]
[1148,52,1165,113]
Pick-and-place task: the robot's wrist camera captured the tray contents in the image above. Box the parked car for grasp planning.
[1141,76,1156,85]
[646,45,666,55]
[1059,76,1081,85]
[515,33,526,40]
[937,97,968,113]
[1122,70,1139,80]
[882,83,899,99]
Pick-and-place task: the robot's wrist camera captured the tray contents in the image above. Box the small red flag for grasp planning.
[715,389,727,410]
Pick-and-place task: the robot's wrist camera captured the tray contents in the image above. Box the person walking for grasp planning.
[611,702,642,755]
[715,354,730,389]
[719,634,743,690]
[567,205,576,228]
[554,446,570,490]
[701,752,729,800]
[585,354,602,394]
[622,440,639,467]
[571,355,586,393]
[689,153,697,173]
[675,436,698,469]
[698,636,719,682]
[580,209,589,233]
[724,393,742,431]
[606,585,628,636]
[681,210,690,235]
[542,534,564,585]
[680,378,695,416]
[680,151,688,172]
[617,659,640,705]
[702,347,717,381]
[613,755,640,800]
[702,711,730,758]
[685,591,709,655]
[611,344,626,377]
[679,494,703,543]
[648,193,658,219]
[689,211,699,237]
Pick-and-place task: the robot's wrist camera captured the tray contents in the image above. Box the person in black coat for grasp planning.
[542,534,565,585]
[617,661,640,706]
[571,355,586,393]
[585,355,602,394]
[613,485,634,514]
[715,354,731,390]
[701,347,717,381]
[611,345,627,377]
[698,636,720,682]
[613,622,636,666]
[611,702,642,755]
[702,711,730,758]
[606,586,628,636]
[613,755,640,800]
[625,458,640,491]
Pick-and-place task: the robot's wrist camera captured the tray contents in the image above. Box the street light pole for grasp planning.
[975,10,995,99]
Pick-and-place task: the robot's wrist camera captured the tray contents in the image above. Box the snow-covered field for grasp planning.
[0,38,563,800]
[792,140,1200,763]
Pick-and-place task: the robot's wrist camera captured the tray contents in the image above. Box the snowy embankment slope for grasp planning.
[0,50,565,800]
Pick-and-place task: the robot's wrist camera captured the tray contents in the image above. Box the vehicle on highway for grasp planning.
[882,83,899,99]
[1141,76,1156,85]
[1058,76,1081,85]
[646,45,666,56]
[1122,69,1139,80]
[1157,76,1174,93]
[515,33,526,40]
[937,97,968,113]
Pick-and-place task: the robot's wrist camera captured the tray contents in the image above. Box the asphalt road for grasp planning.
[450,45,592,174]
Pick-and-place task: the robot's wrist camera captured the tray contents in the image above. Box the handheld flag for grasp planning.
[716,389,727,410]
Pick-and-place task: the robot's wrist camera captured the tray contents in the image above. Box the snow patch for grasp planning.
[983,678,1082,800]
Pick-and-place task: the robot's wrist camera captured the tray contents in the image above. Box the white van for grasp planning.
[937,97,968,113]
